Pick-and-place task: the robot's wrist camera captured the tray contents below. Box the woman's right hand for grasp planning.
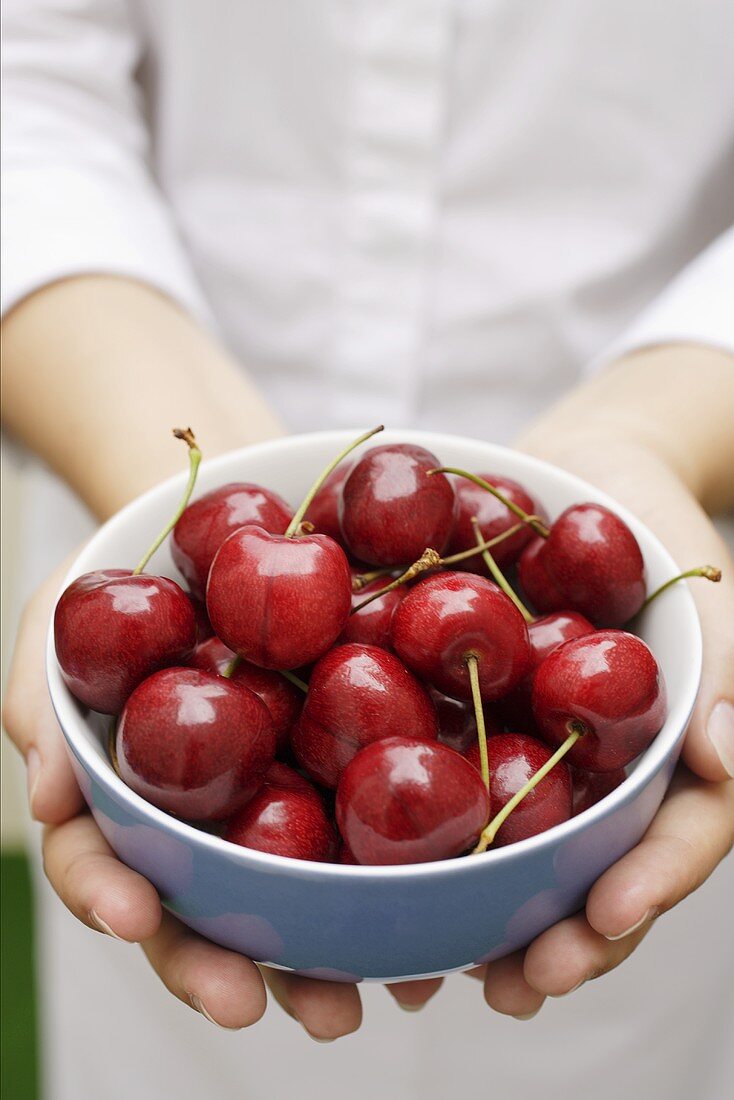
[2,561,363,1040]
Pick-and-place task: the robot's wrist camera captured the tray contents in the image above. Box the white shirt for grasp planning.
[2,3,734,1100]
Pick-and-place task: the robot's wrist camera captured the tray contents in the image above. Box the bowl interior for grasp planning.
[47,429,702,875]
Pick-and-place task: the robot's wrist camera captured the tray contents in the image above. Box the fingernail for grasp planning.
[188,993,239,1030]
[89,910,123,940]
[513,1008,541,1021]
[707,701,734,778]
[27,748,41,818]
[604,906,655,941]
[395,1001,423,1013]
[306,1034,336,1044]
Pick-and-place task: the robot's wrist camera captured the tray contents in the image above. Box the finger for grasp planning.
[385,977,444,1012]
[585,767,734,940]
[42,813,162,942]
[142,912,267,1030]
[483,949,546,1019]
[523,911,650,997]
[464,965,487,982]
[3,565,85,823]
[262,968,362,1041]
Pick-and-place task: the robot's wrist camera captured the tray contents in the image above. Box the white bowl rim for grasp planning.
[46,428,702,880]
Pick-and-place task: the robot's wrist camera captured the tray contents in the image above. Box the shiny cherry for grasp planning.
[448,473,545,571]
[303,462,354,544]
[338,577,406,650]
[292,643,438,788]
[206,525,352,669]
[431,688,500,756]
[55,570,196,714]
[465,733,572,846]
[224,763,337,862]
[531,504,646,626]
[391,572,531,701]
[172,482,292,600]
[518,536,567,612]
[336,737,490,866]
[340,444,455,566]
[188,637,302,755]
[532,630,667,771]
[116,667,275,820]
[571,765,626,816]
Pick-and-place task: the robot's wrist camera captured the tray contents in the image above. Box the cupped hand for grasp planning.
[2,560,362,1040]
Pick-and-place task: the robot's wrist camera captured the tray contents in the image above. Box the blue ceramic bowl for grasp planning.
[46,431,702,982]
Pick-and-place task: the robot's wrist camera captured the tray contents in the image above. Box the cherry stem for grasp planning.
[280,670,309,693]
[473,723,584,853]
[428,468,550,538]
[471,518,534,624]
[351,548,442,613]
[350,522,531,592]
[221,656,308,694]
[641,565,722,611]
[466,655,490,791]
[108,720,121,778]
[133,428,202,575]
[285,425,384,539]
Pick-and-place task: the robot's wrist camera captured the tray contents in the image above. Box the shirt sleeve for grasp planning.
[1,0,211,323]
[588,227,734,371]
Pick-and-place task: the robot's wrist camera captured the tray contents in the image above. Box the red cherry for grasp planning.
[340,445,456,566]
[533,504,646,626]
[292,643,438,788]
[188,637,302,756]
[391,572,531,701]
[117,667,275,820]
[465,733,572,846]
[188,593,214,641]
[518,537,567,612]
[496,610,595,729]
[532,630,667,771]
[172,482,292,600]
[206,525,352,669]
[54,570,196,714]
[303,463,353,544]
[224,763,337,862]
[338,840,360,865]
[338,577,406,650]
[336,737,490,865]
[570,765,626,816]
[448,473,545,571]
[430,688,500,756]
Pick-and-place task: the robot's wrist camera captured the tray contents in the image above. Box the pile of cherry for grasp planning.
[54,427,720,865]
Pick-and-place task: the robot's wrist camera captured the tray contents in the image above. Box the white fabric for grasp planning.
[2,2,734,1099]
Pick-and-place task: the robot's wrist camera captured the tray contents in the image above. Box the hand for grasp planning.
[3,560,363,1040]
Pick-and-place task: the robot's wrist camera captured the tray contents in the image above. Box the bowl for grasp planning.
[46,430,702,982]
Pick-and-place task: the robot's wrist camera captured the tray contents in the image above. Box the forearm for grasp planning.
[517,344,734,514]
[1,276,285,520]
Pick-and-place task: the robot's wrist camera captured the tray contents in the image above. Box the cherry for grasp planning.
[431,688,500,756]
[338,841,360,865]
[570,765,626,816]
[530,504,646,626]
[465,733,572,846]
[55,429,201,714]
[224,763,337,862]
[340,444,456,566]
[206,428,382,669]
[518,537,568,612]
[172,482,292,599]
[391,572,531,702]
[338,575,406,650]
[188,593,214,641]
[116,667,275,820]
[336,737,490,865]
[532,630,667,771]
[448,473,546,571]
[188,637,302,756]
[292,643,438,788]
[303,462,353,544]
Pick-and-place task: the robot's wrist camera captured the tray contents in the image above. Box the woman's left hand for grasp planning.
[388,347,734,1018]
